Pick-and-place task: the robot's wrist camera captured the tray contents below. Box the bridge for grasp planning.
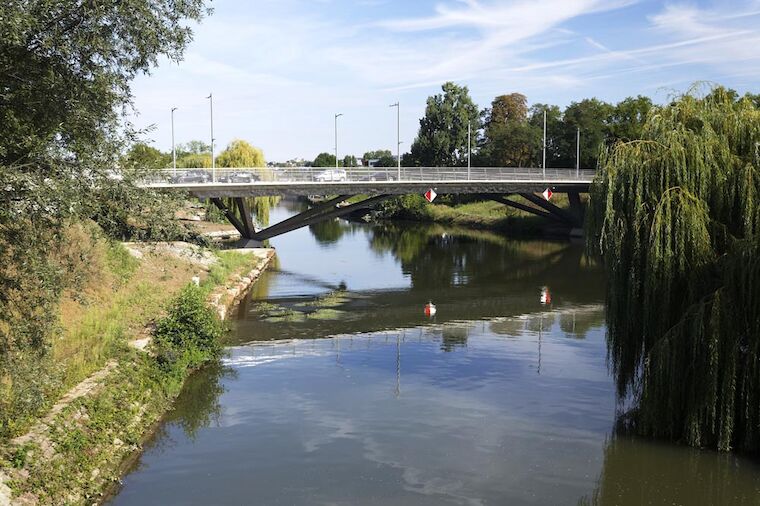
[142,166,596,244]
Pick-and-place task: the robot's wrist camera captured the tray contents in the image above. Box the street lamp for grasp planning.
[334,113,343,169]
[542,109,547,179]
[390,102,400,180]
[467,122,472,179]
[576,127,580,178]
[171,107,178,175]
[206,93,215,181]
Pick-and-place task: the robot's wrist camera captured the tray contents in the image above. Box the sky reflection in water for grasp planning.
[110,203,760,506]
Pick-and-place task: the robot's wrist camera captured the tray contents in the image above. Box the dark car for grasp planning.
[360,171,396,181]
[169,169,211,184]
[218,171,261,183]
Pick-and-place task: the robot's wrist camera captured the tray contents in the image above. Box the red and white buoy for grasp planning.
[424,302,437,317]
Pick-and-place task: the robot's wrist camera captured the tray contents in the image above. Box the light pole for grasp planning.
[334,113,343,169]
[206,93,215,181]
[542,109,547,179]
[576,127,580,178]
[390,102,400,180]
[467,122,472,180]
[171,107,177,175]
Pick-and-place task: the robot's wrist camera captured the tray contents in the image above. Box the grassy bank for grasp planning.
[0,222,272,504]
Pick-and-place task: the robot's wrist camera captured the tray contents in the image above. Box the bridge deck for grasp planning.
[143,167,595,197]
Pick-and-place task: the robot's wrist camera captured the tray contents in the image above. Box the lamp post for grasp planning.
[576,127,580,178]
[390,102,400,180]
[467,122,472,180]
[334,113,343,169]
[206,93,215,181]
[171,107,177,175]
[542,109,547,179]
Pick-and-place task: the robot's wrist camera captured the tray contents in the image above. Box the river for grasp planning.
[109,200,760,505]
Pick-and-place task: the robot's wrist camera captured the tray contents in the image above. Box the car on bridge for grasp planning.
[314,168,347,182]
[169,169,211,184]
[218,171,261,183]
[359,171,396,182]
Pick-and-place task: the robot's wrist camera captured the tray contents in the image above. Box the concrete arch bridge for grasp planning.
[142,166,595,245]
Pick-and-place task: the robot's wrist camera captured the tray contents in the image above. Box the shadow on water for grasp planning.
[578,435,760,506]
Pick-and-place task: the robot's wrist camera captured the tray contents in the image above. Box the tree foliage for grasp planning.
[408,82,480,167]
[587,86,760,452]
[0,0,209,440]
[216,139,265,168]
[363,149,392,161]
[125,143,171,170]
[479,94,540,167]
[313,152,337,167]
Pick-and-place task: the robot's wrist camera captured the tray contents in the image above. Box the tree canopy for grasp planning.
[0,0,209,440]
[363,150,392,161]
[479,94,540,167]
[313,152,337,167]
[408,82,480,167]
[216,140,266,168]
[588,87,760,452]
[342,155,358,167]
[125,143,171,170]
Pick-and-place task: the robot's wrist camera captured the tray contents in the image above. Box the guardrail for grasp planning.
[139,166,597,185]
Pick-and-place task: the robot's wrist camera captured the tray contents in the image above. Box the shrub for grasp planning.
[153,284,224,371]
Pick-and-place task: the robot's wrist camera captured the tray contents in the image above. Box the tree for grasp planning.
[1,0,208,440]
[561,98,614,168]
[176,140,212,158]
[479,93,540,167]
[216,140,265,168]
[488,93,529,125]
[342,155,358,167]
[608,95,653,142]
[587,87,760,453]
[125,143,171,170]
[362,149,392,162]
[408,82,481,167]
[177,153,212,168]
[528,104,564,167]
[312,152,337,167]
[375,155,397,167]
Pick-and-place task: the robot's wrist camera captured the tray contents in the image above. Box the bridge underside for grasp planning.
[211,194,396,245]
[185,180,589,199]
[210,190,585,244]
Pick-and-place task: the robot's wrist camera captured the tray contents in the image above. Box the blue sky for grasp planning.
[130,0,760,162]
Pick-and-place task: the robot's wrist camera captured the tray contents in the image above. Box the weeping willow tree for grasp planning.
[214,139,278,226]
[587,86,760,452]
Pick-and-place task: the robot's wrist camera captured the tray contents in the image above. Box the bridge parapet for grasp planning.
[140,166,596,187]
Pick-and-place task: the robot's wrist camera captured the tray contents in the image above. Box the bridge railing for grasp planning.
[139,166,597,186]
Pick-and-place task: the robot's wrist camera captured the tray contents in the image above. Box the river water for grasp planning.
[110,201,760,505]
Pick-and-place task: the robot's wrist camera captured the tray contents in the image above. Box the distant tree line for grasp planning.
[125,139,265,169]
[403,82,657,169]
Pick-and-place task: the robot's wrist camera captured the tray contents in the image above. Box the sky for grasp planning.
[130,0,760,162]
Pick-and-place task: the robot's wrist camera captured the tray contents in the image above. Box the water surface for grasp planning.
[110,202,760,505]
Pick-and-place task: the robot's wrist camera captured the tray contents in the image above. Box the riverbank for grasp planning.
[0,228,274,505]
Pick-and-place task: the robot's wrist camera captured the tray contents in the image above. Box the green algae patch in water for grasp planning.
[294,290,352,309]
[306,308,349,320]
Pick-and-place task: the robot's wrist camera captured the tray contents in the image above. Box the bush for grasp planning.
[153,284,224,372]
